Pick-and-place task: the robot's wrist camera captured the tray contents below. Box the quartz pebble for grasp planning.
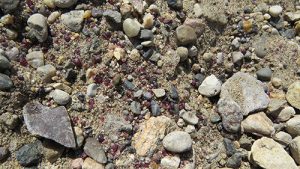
[163,131,192,153]
[26,51,44,68]
[269,5,283,17]
[50,89,71,105]
[198,75,222,97]
[123,18,141,38]
[27,14,48,42]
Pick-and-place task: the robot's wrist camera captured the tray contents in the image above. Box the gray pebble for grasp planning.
[0,73,13,90]
[0,0,20,13]
[103,10,122,24]
[54,0,77,8]
[140,29,154,40]
[143,91,152,100]
[163,131,192,153]
[61,10,84,32]
[130,101,141,115]
[0,54,10,70]
[27,14,48,43]
[83,138,107,164]
[26,51,44,68]
[50,89,71,105]
[16,142,42,166]
[150,100,160,116]
[0,147,8,161]
[133,90,143,98]
[256,67,272,81]
[87,83,97,97]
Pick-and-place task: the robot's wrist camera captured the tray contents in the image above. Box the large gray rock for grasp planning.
[27,14,48,43]
[0,0,20,13]
[220,72,269,116]
[0,73,13,90]
[61,10,84,32]
[83,138,107,164]
[250,137,297,169]
[217,98,243,133]
[23,102,76,148]
[163,131,192,153]
[241,112,275,136]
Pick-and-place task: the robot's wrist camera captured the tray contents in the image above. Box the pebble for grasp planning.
[0,54,10,70]
[223,138,236,156]
[140,29,153,40]
[274,131,292,146]
[167,0,183,9]
[231,38,240,50]
[290,136,300,164]
[286,81,300,110]
[256,67,272,81]
[87,83,97,97]
[0,73,13,90]
[176,25,197,45]
[251,137,297,169]
[0,112,19,129]
[169,85,179,100]
[176,46,189,62]
[133,90,143,98]
[71,158,83,169]
[50,89,71,105]
[269,5,283,17]
[123,18,141,38]
[5,47,19,61]
[47,11,61,24]
[130,101,141,115]
[82,157,105,169]
[74,127,84,147]
[180,111,199,125]
[277,106,295,122]
[241,112,274,136]
[150,100,160,116]
[23,102,76,148]
[42,139,64,163]
[193,3,203,17]
[26,51,44,68]
[160,156,180,168]
[198,75,222,97]
[143,91,152,100]
[91,8,103,18]
[286,115,300,136]
[143,13,154,29]
[232,51,244,65]
[0,147,8,161]
[188,46,198,57]
[84,138,107,164]
[61,10,84,32]
[271,77,282,88]
[0,0,20,13]
[16,141,42,166]
[103,10,122,24]
[27,14,48,42]
[217,98,243,133]
[37,64,56,82]
[163,131,192,153]
[123,80,135,90]
[185,125,196,133]
[220,72,269,116]
[54,0,77,8]
[193,73,205,87]
[226,153,242,168]
[152,88,166,98]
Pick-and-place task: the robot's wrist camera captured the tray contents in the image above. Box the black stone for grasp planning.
[226,153,242,168]
[16,142,42,167]
[65,69,77,83]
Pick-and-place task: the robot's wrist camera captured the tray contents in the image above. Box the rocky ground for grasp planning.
[0,0,300,168]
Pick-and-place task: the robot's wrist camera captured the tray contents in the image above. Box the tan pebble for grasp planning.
[83,10,92,19]
[296,57,300,66]
[43,0,55,8]
[143,13,154,29]
[82,158,104,169]
[113,47,126,60]
[295,22,300,35]
[129,49,140,61]
[71,158,83,169]
[48,11,61,24]
[271,77,282,88]
[86,68,97,80]
[0,14,14,25]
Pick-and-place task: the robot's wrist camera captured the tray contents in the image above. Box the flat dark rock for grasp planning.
[23,102,76,148]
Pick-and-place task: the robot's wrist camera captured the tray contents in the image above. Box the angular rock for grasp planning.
[241,112,275,136]
[102,114,132,141]
[37,64,56,82]
[277,106,295,122]
[0,112,19,129]
[16,141,42,166]
[198,75,222,97]
[0,73,13,90]
[251,137,297,169]
[286,81,300,110]
[220,72,270,116]
[132,116,175,156]
[217,98,243,133]
[23,102,76,148]
[54,0,77,8]
[286,115,300,136]
[26,51,44,68]
[103,10,122,24]
[150,100,161,116]
[61,10,84,32]
[42,139,65,163]
[256,67,272,81]
[87,83,97,97]
[83,138,107,164]
[0,147,8,161]
[266,98,286,116]
[152,88,166,98]
[176,25,197,45]
[130,101,141,115]
[290,136,300,164]
[163,131,192,153]
[27,14,48,43]
[0,0,20,13]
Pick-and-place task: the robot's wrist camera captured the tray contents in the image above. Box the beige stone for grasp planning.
[251,137,297,169]
[241,112,274,136]
[132,116,176,156]
[82,158,105,169]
